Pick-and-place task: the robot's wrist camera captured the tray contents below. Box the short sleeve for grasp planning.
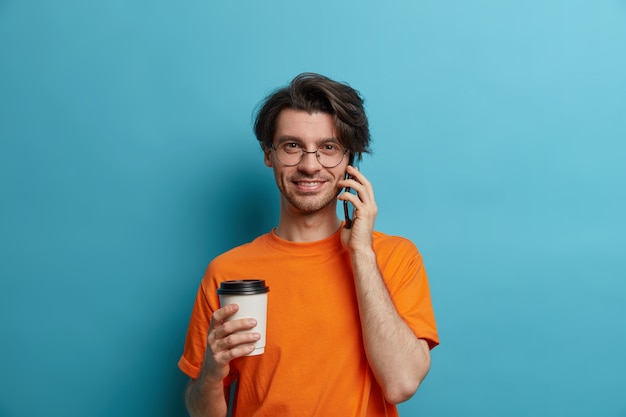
[178,266,240,386]
[376,236,439,350]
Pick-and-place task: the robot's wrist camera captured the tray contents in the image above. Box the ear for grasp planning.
[264,146,273,167]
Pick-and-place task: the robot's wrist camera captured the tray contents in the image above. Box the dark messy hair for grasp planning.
[253,73,371,162]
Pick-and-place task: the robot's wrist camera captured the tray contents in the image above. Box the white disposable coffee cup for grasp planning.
[217,279,269,356]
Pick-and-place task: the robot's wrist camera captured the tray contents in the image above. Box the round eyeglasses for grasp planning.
[272,142,349,168]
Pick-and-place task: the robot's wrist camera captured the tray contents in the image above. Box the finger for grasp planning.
[208,325,259,365]
[345,171,375,206]
[214,332,261,364]
[219,330,261,350]
[337,188,360,204]
[216,343,258,363]
[345,164,369,185]
[207,305,241,346]
[210,343,256,373]
[211,303,239,324]
[217,318,258,339]
[338,178,367,201]
[339,180,374,209]
[341,168,370,193]
[347,166,374,195]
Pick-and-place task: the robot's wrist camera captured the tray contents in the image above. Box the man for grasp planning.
[179,73,439,417]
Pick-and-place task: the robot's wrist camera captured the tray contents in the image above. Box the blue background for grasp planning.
[1,1,625,416]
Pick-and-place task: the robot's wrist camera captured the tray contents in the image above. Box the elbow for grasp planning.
[382,380,420,405]
[382,353,431,405]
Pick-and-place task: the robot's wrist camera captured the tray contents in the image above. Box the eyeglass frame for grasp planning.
[270,142,350,169]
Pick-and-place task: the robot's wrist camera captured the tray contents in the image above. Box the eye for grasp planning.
[320,142,342,154]
[280,142,302,153]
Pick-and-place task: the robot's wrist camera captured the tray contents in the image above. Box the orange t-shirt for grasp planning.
[178,227,439,417]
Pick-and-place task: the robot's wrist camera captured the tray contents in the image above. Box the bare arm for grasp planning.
[339,165,431,404]
[185,377,229,417]
[348,247,431,404]
[185,304,260,417]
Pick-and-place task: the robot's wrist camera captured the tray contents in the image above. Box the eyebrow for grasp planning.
[275,136,341,145]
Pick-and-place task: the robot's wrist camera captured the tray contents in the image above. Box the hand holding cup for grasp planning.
[217,280,269,356]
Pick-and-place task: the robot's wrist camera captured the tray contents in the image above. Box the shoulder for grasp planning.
[372,230,421,259]
[371,231,429,294]
[206,234,270,274]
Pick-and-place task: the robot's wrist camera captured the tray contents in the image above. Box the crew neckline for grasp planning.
[263,224,345,255]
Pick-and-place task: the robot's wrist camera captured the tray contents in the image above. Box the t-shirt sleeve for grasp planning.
[378,237,439,350]
[178,280,213,379]
[178,261,241,385]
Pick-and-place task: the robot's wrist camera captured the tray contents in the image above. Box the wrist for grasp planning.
[348,245,376,264]
[199,371,225,387]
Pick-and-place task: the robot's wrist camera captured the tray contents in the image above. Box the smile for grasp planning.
[293,180,326,191]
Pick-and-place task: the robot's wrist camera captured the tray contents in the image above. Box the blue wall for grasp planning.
[1,1,625,416]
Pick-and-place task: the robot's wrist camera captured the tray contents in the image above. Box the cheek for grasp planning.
[334,165,349,181]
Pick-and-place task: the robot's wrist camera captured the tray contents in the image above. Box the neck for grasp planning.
[275,202,342,242]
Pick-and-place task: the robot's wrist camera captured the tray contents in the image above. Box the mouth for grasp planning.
[292,179,327,192]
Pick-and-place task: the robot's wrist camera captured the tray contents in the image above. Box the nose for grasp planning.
[298,150,322,173]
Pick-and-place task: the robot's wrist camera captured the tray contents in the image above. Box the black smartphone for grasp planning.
[343,154,359,229]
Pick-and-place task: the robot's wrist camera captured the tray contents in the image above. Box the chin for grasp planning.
[286,194,336,214]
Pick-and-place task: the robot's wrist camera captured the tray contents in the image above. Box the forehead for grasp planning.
[274,109,338,143]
